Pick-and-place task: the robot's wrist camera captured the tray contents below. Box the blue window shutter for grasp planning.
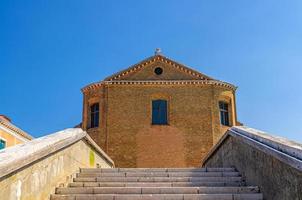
[152,100,168,125]
[159,100,167,124]
[152,100,160,124]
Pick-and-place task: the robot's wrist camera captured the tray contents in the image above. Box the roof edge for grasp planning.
[0,118,33,140]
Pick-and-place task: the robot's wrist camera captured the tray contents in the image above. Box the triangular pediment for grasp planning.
[104,55,214,81]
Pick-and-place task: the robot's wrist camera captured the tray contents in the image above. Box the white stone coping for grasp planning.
[232,126,302,161]
[201,126,302,171]
[0,128,114,179]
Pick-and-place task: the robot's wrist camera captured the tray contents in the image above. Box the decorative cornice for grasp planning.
[81,80,237,92]
[0,119,33,141]
[104,54,213,81]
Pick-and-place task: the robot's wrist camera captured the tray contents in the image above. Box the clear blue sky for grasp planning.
[1,0,302,142]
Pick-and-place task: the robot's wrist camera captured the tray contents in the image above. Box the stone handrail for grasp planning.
[0,128,114,179]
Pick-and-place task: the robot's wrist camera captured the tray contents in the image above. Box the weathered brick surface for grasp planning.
[82,57,237,167]
[136,126,186,167]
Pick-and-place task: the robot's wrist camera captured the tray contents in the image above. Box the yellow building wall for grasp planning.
[0,129,24,148]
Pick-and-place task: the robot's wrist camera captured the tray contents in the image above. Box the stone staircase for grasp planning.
[51,167,263,200]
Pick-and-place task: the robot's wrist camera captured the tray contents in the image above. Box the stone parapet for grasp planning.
[201,126,302,200]
[0,128,114,200]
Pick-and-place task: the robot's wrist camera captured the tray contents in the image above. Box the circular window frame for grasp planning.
[154,67,163,75]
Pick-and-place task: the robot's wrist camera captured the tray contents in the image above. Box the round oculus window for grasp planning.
[154,67,163,75]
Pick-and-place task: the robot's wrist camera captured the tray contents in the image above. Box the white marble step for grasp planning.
[73,176,243,183]
[80,168,236,173]
[76,172,240,178]
[56,186,259,194]
[51,193,263,200]
[69,181,244,187]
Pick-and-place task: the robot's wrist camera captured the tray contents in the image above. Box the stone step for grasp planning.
[69,181,245,188]
[80,168,236,173]
[76,172,240,178]
[56,186,259,195]
[51,167,262,200]
[74,176,243,183]
[51,193,263,200]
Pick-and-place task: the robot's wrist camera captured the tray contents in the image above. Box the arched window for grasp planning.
[90,103,99,128]
[152,100,168,125]
[219,101,230,126]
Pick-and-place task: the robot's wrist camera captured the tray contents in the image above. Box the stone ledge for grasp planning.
[0,128,114,179]
[201,126,302,171]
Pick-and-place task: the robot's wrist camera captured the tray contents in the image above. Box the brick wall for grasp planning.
[83,84,236,167]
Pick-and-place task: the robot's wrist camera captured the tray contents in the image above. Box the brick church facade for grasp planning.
[81,51,238,167]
